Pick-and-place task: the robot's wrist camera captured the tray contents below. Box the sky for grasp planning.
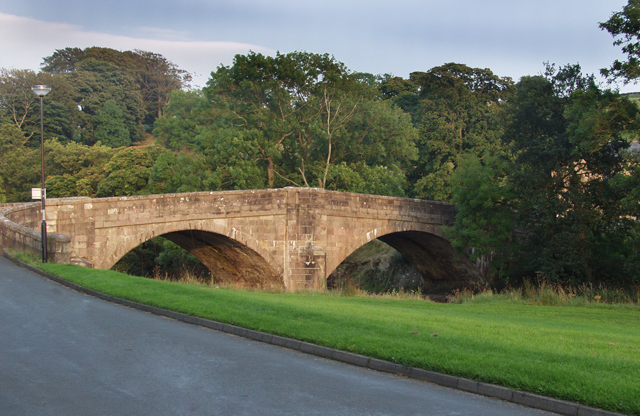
[0,0,637,92]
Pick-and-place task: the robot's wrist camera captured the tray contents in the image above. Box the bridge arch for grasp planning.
[104,220,284,289]
[329,224,482,293]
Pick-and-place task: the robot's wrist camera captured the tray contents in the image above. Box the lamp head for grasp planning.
[31,85,52,97]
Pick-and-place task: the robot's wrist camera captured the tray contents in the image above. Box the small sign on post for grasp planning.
[31,188,45,200]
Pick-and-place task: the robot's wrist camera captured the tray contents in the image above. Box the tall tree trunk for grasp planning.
[267,156,274,188]
[322,90,332,189]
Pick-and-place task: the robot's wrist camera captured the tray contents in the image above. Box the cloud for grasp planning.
[132,27,194,42]
[1,1,635,93]
[0,12,275,88]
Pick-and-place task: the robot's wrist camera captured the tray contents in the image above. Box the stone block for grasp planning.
[577,406,623,416]
[368,358,410,376]
[332,350,370,367]
[244,329,273,344]
[477,382,514,401]
[299,342,333,358]
[222,325,247,337]
[456,378,479,393]
[512,391,578,416]
[409,368,458,388]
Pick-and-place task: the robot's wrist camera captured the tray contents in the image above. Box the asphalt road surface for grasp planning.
[0,255,558,416]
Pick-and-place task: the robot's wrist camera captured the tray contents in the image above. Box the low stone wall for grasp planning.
[0,203,70,263]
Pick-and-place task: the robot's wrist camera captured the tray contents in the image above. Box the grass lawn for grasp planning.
[38,263,640,415]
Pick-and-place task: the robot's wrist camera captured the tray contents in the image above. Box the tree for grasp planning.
[0,122,26,154]
[0,177,6,203]
[0,69,84,146]
[312,97,417,194]
[200,51,417,195]
[0,69,39,143]
[600,0,640,82]
[405,63,514,201]
[379,75,421,123]
[70,60,145,145]
[93,100,130,147]
[0,122,29,201]
[40,47,85,74]
[0,134,115,201]
[96,146,163,197]
[132,49,192,125]
[204,51,350,188]
[196,125,269,190]
[0,135,41,201]
[42,47,190,127]
[445,152,516,274]
[148,150,213,194]
[41,73,84,143]
[448,64,640,285]
[153,89,214,150]
[40,140,114,198]
[113,236,210,279]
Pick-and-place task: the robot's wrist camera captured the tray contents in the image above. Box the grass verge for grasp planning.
[30,262,640,415]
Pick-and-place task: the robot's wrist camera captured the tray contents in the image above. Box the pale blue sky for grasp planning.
[0,0,635,91]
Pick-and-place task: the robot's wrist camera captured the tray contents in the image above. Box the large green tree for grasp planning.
[0,133,115,201]
[44,140,115,197]
[42,47,191,127]
[447,64,640,285]
[96,146,163,197]
[148,150,213,194]
[200,51,417,195]
[203,51,350,188]
[153,89,215,151]
[379,64,514,202]
[0,69,39,140]
[93,99,131,147]
[0,69,76,146]
[70,60,145,145]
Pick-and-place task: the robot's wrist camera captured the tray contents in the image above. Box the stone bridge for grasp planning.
[1,187,482,292]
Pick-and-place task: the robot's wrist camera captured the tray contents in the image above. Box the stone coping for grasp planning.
[3,250,625,416]
[43,186,454,206]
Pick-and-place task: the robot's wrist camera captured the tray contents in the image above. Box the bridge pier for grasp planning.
[288,243,326,291]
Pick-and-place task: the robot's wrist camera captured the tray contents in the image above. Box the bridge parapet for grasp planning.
[0,203,70,263]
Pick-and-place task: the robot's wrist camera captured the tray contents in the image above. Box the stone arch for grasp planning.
[103,220,283,289]
[329,224,483,293]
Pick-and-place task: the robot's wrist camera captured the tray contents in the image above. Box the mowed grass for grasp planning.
[39,263,640,415]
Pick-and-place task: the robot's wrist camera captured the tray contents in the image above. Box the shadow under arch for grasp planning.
[161,230,283,289]
[103,219,284,290]
[378,231,483,293]
[330,228,483,293]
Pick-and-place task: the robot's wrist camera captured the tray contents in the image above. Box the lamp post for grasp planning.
[31,84,51,262]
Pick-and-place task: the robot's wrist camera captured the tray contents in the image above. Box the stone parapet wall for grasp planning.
[3,202,41,232]
[0,203,70,263]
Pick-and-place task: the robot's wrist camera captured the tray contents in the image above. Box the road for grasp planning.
[0,255,557,416]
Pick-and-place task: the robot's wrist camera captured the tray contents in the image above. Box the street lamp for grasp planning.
[31,84,51,262]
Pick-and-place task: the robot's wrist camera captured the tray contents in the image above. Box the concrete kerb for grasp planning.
[2,250,626,416]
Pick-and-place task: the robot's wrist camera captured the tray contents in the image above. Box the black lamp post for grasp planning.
[31,84,51,262]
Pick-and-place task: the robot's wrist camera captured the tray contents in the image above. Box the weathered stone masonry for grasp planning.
[0,202,70,263]
[2,188,482,291]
